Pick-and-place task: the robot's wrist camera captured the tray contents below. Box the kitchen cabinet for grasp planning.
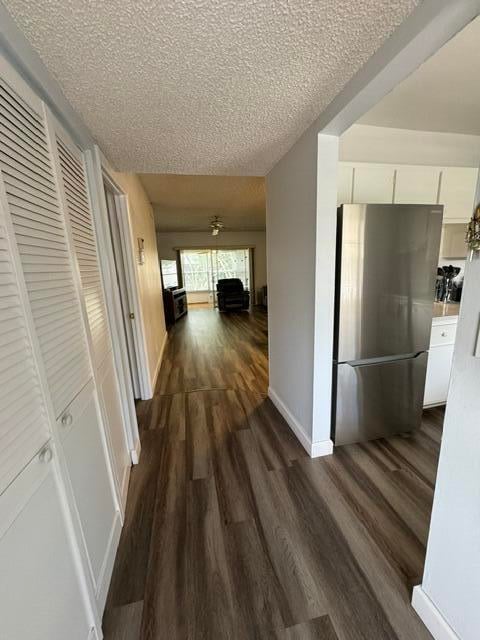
[438,167,478,223]
[0,453,92,640]
[353,164,395,203]
[424,317,458,407]
[439,223,469,259]
[394,166,440,204]
[337,163,353,206]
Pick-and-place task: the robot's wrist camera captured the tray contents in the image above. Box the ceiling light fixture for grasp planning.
[210,216,224,236]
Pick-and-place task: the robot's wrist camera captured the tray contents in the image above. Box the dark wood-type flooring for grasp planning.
[103,308,442,640]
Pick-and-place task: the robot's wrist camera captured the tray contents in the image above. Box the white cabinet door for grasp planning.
[353,165,395,204]
[97,352,131,503]
[0,454,92,640]
[438,167,478,223]
[439,223,469,259]
[58,381,119,601]
[394,166,440,205]
[337,164,353,206]
[424,344,454,407]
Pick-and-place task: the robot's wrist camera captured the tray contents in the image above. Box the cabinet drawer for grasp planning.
[430,322,457,347]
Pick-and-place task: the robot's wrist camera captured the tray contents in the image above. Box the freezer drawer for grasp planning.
[334,352,428,446]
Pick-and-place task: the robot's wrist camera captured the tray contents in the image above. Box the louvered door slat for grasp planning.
[0,76,91,418]
[55,135,111,368]
[0,221,49,495]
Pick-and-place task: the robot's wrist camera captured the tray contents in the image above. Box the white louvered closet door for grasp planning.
[51,122,131,502]
[0,72,91,418]
[54,132,111,369]
[0,202,50,495]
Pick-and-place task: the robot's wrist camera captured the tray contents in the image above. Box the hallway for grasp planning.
[103,309,441,640]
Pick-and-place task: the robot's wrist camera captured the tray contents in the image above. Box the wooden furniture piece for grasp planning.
[163,287,188,325]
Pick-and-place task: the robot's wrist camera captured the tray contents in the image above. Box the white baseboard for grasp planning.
[119,463,130,517]
[311,439,334,457]
[268,386,333,459]
[150,330,168,396]
[96,513,122,614]
[412,586,459,640]
[130,436,141,465]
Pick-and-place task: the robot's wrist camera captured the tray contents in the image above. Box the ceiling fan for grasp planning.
[210,216,224,236]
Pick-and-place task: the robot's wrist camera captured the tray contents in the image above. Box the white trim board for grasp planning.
[151,330,168,394]
[268,387,333,458]
[412,586,460,640]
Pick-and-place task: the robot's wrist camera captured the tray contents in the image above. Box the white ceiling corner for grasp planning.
[3,0,419,175]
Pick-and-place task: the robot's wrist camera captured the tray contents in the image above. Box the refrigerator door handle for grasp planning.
[346,352,426,368]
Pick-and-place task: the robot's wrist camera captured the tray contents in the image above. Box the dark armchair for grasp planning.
[216,278,250,311]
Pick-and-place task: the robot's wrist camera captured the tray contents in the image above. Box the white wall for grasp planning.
[340,124,480,167]
[414,254,480,640]
[266,129,318,443]
[112,172,167,391]
[156,229,267,296]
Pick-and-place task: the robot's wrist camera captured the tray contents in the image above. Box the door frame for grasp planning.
[84,147,142,463]
[103,176,142,399]
[100,166,152,402]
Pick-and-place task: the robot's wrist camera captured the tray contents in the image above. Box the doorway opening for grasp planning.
[179,248,253,310]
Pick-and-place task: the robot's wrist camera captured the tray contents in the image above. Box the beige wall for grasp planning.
[156,230,267,300]
[111,172,167,391]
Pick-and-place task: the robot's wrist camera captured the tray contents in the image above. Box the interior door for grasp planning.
[104,185,141,398]
[50,121,131,504]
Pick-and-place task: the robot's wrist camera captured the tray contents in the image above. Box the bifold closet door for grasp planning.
[51,121,131,500]
[0,193,91,640]
[0,66,91,418]
[0,56,119,609]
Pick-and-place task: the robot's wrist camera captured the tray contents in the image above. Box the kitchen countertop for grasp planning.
[433,301,460,319]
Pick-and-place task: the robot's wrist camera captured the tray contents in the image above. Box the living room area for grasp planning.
[161,247,253,316]
[140,173,267,324]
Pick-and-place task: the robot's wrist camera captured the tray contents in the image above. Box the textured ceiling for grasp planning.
[139,174,265,232]
[360,16,480,135]
[3,0,419,175]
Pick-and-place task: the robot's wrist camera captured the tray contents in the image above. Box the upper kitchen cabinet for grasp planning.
[337,163,353,206]
[438,167,478,223]
[439,223,469,259]
[353,164,395,204]
[394,166,440,204]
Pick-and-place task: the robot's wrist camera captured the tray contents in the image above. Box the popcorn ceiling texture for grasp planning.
[3,0,419,175]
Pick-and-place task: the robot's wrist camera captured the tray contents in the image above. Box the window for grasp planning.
[180,248,250,293]
[161,259,178,288]
[181,251,211,291]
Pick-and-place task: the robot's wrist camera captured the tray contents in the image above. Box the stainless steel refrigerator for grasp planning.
[332,204,443,446]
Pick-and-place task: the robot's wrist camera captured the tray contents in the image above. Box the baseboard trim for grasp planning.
[130,436,141,465]
[96,513,122,614]
[412,586,459,640]
[150,330,168,396]
[119,463,130,516]
[311,439,334,457]
[268,386,333,459]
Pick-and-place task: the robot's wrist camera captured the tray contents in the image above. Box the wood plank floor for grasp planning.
[104,308,442,640]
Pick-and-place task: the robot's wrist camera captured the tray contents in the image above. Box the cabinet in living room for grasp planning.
[394,166,440,204]
[438,167,478,223]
